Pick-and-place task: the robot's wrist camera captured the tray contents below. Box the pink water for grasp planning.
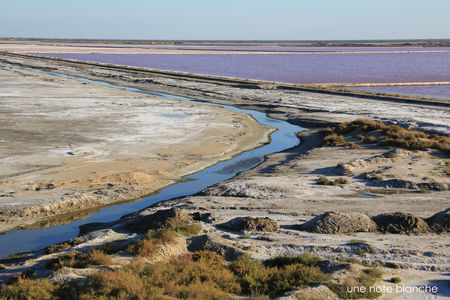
[35,49,450,99]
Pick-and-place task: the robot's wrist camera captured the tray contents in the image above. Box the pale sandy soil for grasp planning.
[0,53,448,299]
[0,64,272,233]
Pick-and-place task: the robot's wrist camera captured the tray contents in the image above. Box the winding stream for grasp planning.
[0,64,304,258]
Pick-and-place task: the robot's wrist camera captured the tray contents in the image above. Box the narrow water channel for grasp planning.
[0,64,304,258]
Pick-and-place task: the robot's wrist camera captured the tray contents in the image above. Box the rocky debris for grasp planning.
[336,150,405,175]
[366,178,447,191]
[218,216,280,232]
[191,212,215,223]
[347,241,377,254]
[299,212,377,234]
[125,208,191,233]
[372,212,430,234]
[425,208,450,233]
[203,182,287,199]
[316,260,347,273]
[49,266,100,284]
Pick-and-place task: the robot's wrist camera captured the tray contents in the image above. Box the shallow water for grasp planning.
[0,65,303,258]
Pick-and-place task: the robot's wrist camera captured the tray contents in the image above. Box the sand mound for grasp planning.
[299,212,377,234]
[372,212,430,234]
[425,208,450,233]
[97,171,158,186]
[147,236,188,263]
[218,216,280,232]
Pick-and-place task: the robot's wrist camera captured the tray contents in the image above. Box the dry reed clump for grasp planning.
[363,136,377,144]
[345,142,361,149]
[326,118,449,154]
[46,249,112,271]
[323,133,346,146]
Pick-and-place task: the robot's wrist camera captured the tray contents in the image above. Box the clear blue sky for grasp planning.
[1,0,449,40]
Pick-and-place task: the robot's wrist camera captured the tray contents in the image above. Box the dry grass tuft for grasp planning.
[323,133,346,146]
[325,119,449,154]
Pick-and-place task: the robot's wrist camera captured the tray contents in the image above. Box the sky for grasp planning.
[1,0,449,40]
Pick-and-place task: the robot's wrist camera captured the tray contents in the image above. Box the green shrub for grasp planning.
[239,234,252,239]
[317,176,334,185]
[391,277,401,284]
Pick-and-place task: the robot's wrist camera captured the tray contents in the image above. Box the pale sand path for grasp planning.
[0,64,272,232]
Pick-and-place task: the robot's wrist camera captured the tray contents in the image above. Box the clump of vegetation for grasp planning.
[0,278,60,300]
[363,136,377,144]
[345,142,361,149]
[391,277,401,284]
[3,252,331,299]
[445,160,450,176]
[129,218,201,259]
[334,177,349,185]
[326,118,449,154]
[264,252,322,268]
[323,133,346,146]
[129,227,178,258]
[239,234,252,239]
[45,237,86,254]
[46,249,112,271]
[418,188,430,194]
[45,242,71,254]
[328,267,383,299]
[317,176,348,185]
[369,174,383,181]
[346,240,367,246]
[317,176,334,185]
[231,253,328,297]
[336,256,363,266]
[0,263,6,270]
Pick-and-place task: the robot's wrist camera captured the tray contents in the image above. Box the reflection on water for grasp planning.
[0,65,304,258]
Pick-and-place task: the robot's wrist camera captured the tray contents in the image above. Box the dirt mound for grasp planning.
[125,208,192,233]
[299,212,377,234]
[97,171,158,186]
[372,212,430,234]
[218,216,280,232]
[425,208,450,233]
